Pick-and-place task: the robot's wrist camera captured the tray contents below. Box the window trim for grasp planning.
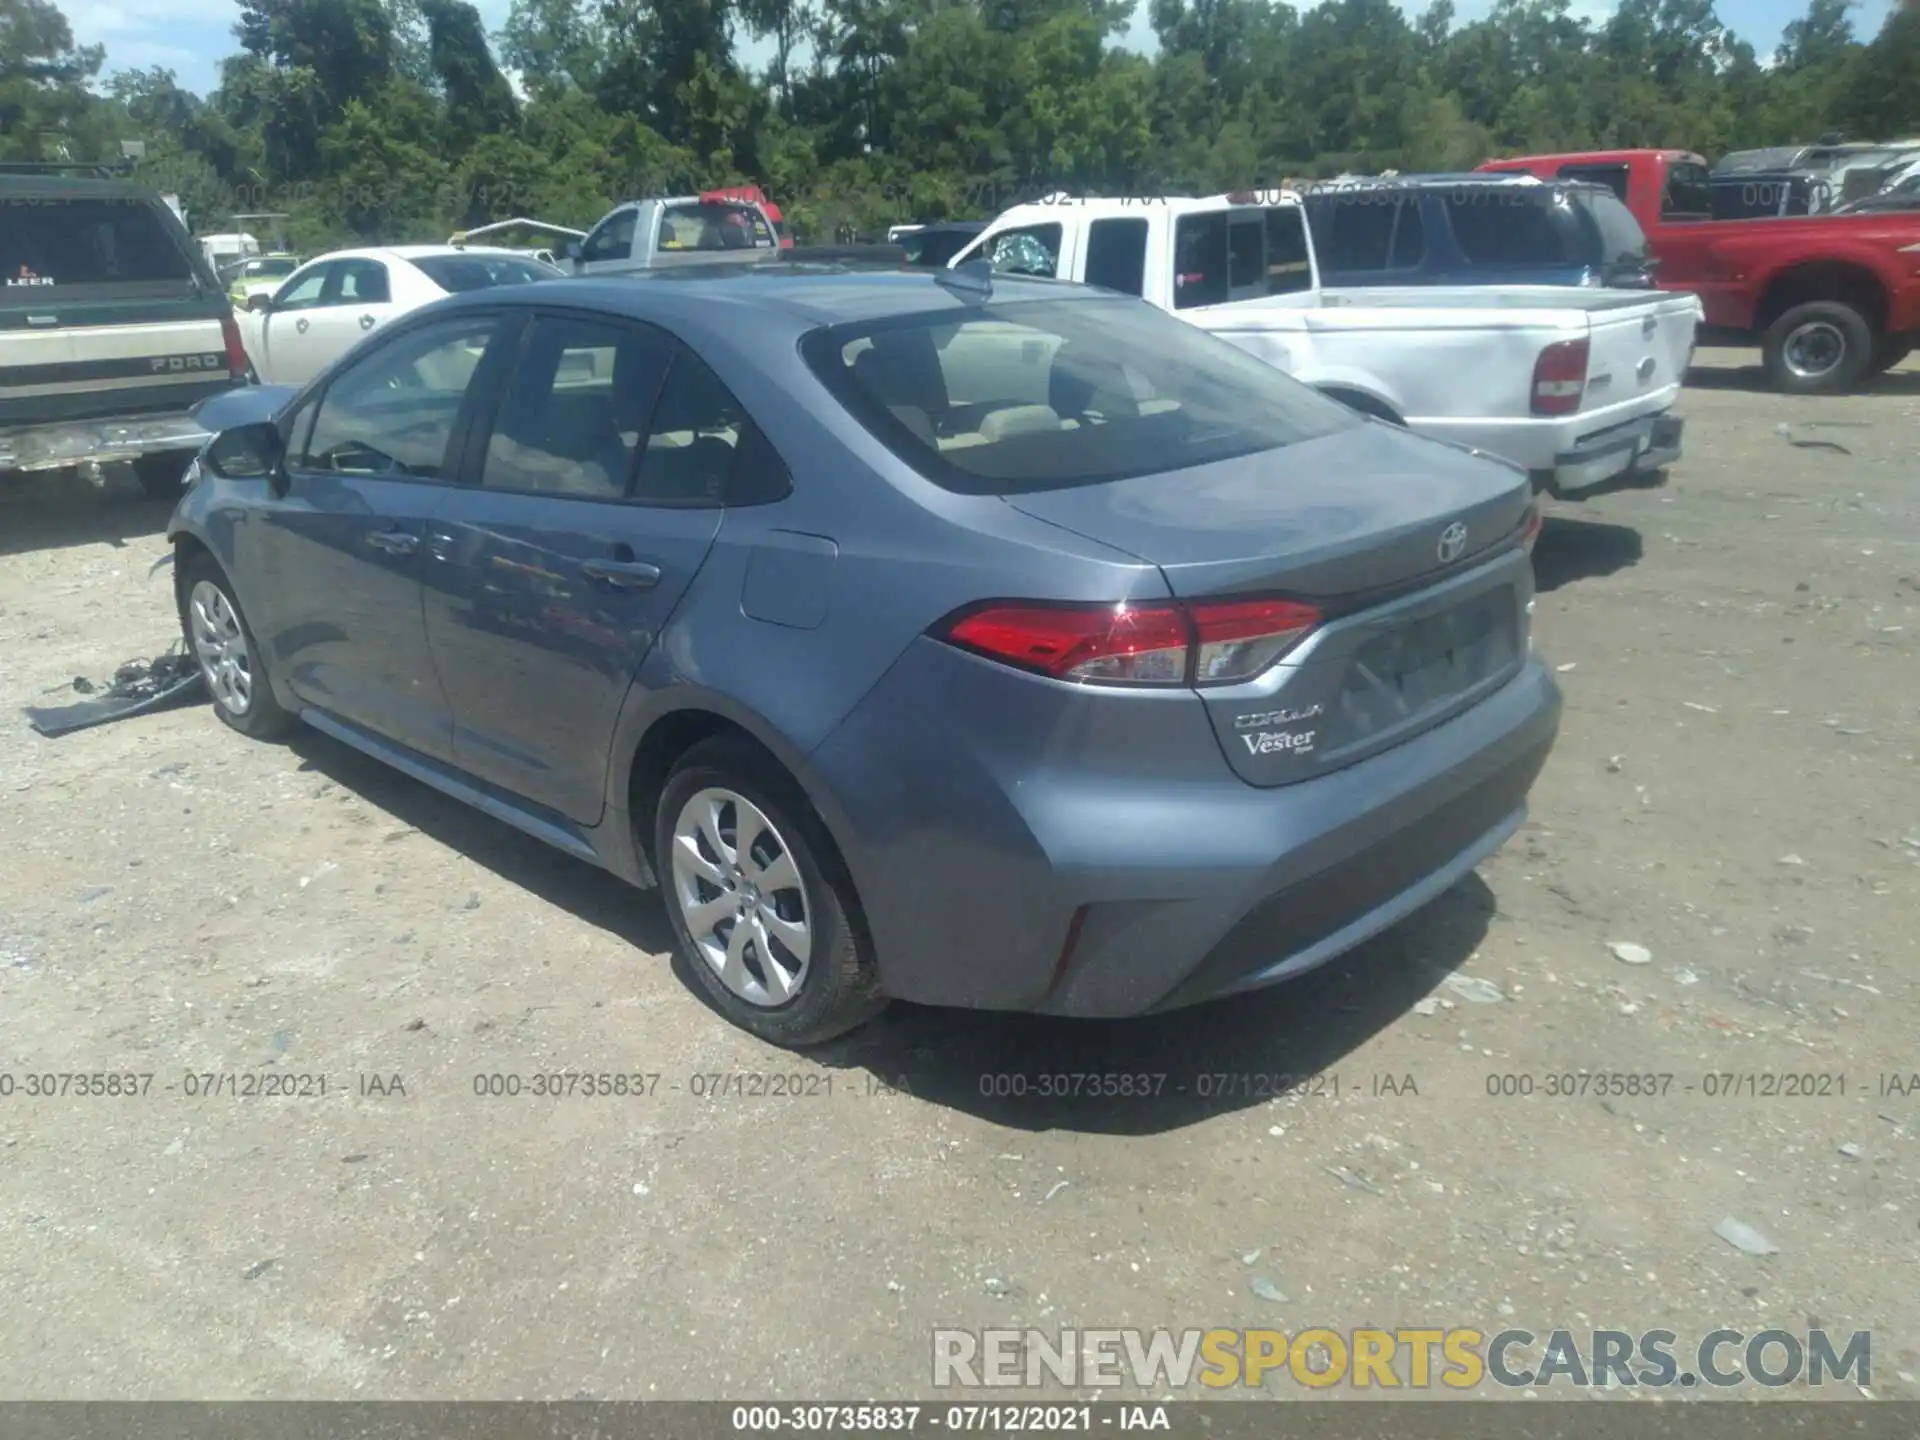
[291,308,516,487]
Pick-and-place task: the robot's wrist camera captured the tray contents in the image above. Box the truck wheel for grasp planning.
[1761,302,1874,394]
[1871,336,1913,375]
[134,451,194,501]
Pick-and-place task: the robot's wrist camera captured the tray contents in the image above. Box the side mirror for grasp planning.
[559,239,581,263]
[247,293,272,313]
[203,421,283,481]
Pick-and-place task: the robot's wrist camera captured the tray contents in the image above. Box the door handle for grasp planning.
[295,318,310,334]
[426,532,455,561]
[360,314,376,330]
[366,529,420,556]
[582,558,662,590]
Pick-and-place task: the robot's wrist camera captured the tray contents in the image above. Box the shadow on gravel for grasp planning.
[288,722,1498,1135]
[285,728,679,955]
[817,875,1497,1136]
[1532,515,1643,593]
[1685,362,1920,397]
[0,476,171,560]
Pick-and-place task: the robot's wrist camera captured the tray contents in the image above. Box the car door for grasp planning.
[420,311,727,823]
[242,311,511,762]
[252,260,335,382]
[283,258,400,383]
[330,256,403,347]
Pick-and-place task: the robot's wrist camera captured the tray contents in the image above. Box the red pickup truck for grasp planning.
[1477,148,1920,393]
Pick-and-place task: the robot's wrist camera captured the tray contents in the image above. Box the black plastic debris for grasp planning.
[25,648,205,738]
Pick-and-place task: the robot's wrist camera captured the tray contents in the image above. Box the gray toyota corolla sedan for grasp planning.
[168,262,1561,1046]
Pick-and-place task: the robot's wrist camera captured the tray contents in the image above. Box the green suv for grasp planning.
[1,164,253,499]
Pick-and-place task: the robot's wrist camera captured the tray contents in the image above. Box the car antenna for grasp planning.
[936,259,993,302]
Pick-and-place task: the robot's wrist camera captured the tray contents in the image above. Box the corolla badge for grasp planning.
[1436,521,1469,564]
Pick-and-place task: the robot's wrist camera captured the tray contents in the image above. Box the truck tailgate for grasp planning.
[1577,292,1699,417]
[0,310,235,428]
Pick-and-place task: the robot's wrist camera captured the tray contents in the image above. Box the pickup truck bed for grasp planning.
[950,195,1701,500]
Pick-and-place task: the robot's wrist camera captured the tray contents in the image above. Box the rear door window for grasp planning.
[1263,207,1313,294]
[635,346,754,506]
[0,197,194,289]
[334,259,391,305]
[1083,218,1148,296]
[1171,212,1228,308]
[479,314,671,499]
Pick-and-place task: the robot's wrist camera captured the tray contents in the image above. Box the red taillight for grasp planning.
[220,312,251,380]
[940,597,1323,687]
[1531,338,1589,416]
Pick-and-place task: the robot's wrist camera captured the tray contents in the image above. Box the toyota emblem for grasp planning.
[1436,522,1469,564]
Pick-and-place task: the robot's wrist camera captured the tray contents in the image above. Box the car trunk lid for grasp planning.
[1002,422,1536,786]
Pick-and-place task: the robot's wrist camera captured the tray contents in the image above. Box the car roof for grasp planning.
[302,244,535,265]
[0,172,164,200]
[437,266,1102,331]
[981,194,1301,229]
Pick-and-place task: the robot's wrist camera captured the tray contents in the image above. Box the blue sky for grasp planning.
[71,0,1895,105]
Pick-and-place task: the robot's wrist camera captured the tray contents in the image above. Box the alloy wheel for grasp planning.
[187,579,253,716]
[669,787,814,1007]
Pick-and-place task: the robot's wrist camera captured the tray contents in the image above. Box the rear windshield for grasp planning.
[658,202,778,252]
[1446,193,1585,268]
[412,254,562,292]
[800,297,1360,497]
[1,196,194,289]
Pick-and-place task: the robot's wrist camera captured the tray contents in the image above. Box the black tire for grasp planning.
[176,553,296,739]
[133,450,195,501]
[653,737,885,1047]
[1871,335,1913,375]
[1760,300,1874,395]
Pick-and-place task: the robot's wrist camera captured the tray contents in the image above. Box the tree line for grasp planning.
[1,0,1917,249]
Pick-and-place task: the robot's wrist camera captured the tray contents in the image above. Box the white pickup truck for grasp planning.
[948,194,1705,498]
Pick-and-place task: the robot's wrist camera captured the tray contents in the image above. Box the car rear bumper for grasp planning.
[1545,411,1685,496]
[810,641,1561,1020]
[0,411,211,474]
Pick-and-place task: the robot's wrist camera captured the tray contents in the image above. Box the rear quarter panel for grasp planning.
[592,318,1171,873]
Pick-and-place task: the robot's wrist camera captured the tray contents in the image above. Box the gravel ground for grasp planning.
[1,350,1916,1400]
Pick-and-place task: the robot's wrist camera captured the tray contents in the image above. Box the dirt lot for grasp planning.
[1,351,1917,1401]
